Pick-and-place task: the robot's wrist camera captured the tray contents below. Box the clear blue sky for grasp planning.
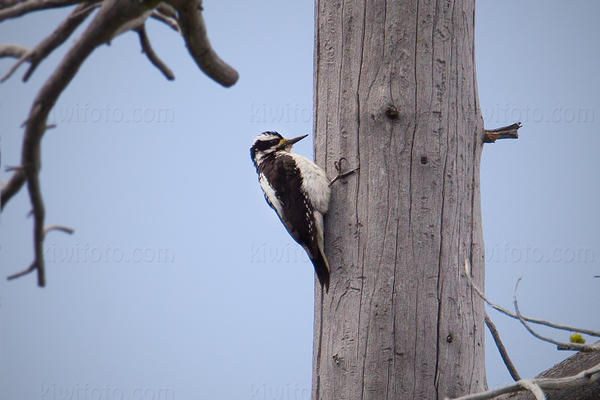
[1,1,599,399]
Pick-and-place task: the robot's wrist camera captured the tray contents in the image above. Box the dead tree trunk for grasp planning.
[312,1,486,399]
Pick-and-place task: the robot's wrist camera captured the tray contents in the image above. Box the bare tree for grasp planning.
[0,0,238,286]
[2,2,597,398]
[312,1,488,398]
[311,1,595,399]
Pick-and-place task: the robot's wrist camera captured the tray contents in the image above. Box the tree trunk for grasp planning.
[312,1,486,399]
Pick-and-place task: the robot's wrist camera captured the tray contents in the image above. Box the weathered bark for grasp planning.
[496,351,600,400]
[312,1,486,399]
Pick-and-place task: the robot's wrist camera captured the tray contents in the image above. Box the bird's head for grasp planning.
[250,131,308,167]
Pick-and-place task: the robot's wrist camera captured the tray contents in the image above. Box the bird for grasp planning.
[250,131,331,290]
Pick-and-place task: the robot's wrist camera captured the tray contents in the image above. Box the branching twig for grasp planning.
[463,260,600,338]
[1,2,97,83]
[445,362,600,400]
[512,278,598,352]
[0,0,83,23]
[166,0,238,87]
[135,23,174,80]
[0,43,28,58]
[3,0,239,286]
[485,314,521,381]
[150,10,179,32]
[7,261,37,281]
[3,0,152,286]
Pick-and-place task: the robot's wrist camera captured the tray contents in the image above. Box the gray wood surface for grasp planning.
[495,350,600,400]
[312,1,486,398]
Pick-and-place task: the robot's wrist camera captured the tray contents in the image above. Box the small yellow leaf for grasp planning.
[570,333,585,344]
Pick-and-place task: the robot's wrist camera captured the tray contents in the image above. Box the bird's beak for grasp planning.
[283,134,308,147]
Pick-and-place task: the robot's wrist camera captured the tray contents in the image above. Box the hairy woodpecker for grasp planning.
[250,131,331,290]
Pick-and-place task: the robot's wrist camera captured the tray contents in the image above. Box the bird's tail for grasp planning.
[311,247,330,292]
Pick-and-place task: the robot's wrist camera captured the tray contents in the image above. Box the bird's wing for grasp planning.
[259,172,284,217]
[259,154,315,247]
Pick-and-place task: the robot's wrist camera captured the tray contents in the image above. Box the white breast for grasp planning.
[288,153,331,214]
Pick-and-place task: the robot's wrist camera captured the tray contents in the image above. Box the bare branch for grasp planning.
[135,24,174,80]
[150,10,179,32]
[445,362,600,400]
[518,380,545,400]
[0,43,28,58]
[3,0,239,287]
[463,260,600,338]
[512,278,598,352]
[7,261,37,281]
[27,160,46,286]
[484,122,521,143]
[0,0,28,8]
[485,314,521,381]
[166,0,238,87]
[1,169,26,210]
[5,165,24,172]
[155,2,176,19]
[1,2,98,83]
[43,224,74,237]
[0,0,83,23]
[108,9,151,41]
[3,0,155,286]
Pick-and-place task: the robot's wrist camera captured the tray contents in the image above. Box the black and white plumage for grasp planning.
[250,131,331,290]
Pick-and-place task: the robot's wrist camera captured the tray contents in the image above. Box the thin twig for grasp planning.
[463,260,600,338]
[5,165,24,172]
[1,2,97,83]
[512,278,598,352]
[7,261,37,281]
[43,224,75,237]
[0,43,28,58]
[135,24,175,80]
[445,362,600,400]
[150,10,179,32]
[0,0,82,23]
[485,314,521,381]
